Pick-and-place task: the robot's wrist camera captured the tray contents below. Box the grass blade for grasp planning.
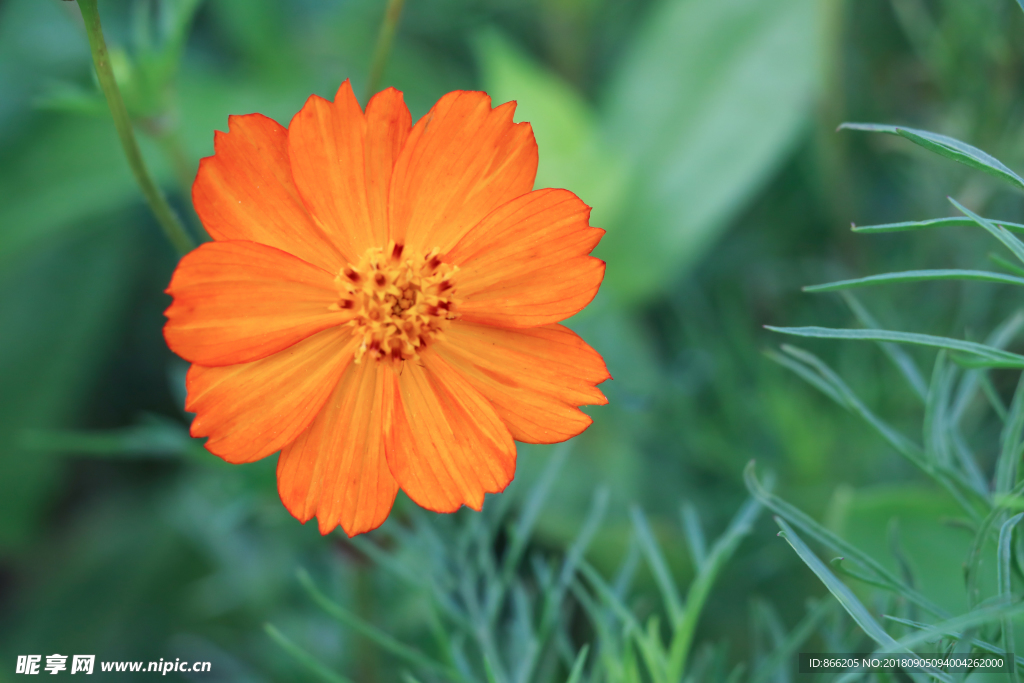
[766,326,1024,368]
[564,645,590,683]
[631,506,684,624]
[667,497,762,680]
[680,503,708,571]
[840,123,1024,192]
[749,599,832,683]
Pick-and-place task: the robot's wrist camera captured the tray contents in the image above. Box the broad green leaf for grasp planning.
[473,29,624,220]
[805,269,1024,292]
[598,0,834,300]
[840,123,1024,191]
[766,326,1024,368]
[852,217,1024,234]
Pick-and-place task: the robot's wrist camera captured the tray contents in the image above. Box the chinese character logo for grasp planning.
[71,655,94,675]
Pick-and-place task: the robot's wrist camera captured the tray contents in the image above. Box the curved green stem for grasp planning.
[77,0,195,255]
[365,0,406,102]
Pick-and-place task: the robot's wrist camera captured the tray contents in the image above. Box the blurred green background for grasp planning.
[3,0,1024,680]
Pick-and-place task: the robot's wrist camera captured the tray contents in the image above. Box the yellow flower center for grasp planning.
[332,242,459,364]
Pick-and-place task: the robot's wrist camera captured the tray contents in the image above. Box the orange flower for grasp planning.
[164,81,609,536]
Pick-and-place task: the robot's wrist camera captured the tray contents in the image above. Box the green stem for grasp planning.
[365,0,406,102]
[76,0,195,255]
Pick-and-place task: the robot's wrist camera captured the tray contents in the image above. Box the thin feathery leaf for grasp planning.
[852,217,1024,234]
[749,600,832,683]
[951,198,1024,265]
[297,569,468,683]
[667,497,761,680]
[997,376,1024,494]
[773,518,902,651]
[745,463,947,617]
[840,123,1024,191]
[805,269,1024,292]
[680,503,708,571]
[264,624,355,683]
[842,292,927,400]
[564,645,590,683]
[630,506,684,624]
[767,326,1024,369]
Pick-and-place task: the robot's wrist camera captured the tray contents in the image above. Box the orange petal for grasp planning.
[384,353,516,512]
[288,82,411,263]
[193,113,345,273]
[187,327,356,463]
[164,241,351,366]
[446,188,605,327]
[435,322,609,443]
[277,358,399,536]
[388,91,538,254]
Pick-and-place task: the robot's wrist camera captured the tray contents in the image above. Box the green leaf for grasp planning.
[950,198,1024,266]
[748,599,832,683]
[766,326,1024,368]
[997,376,1024,494]
[884,615,1024,667]
[598,0,834,300]
[852,217,1024,234]
[745,463,948,617]
[264,624,354,683]
[773,518,902,651]
[680,503,708,572]
[564,645,590,683]
[840,123,1024,191]
[998,513,1023,677]
[630,506,684,624]
[769,346,986,516]
[805,269,1024,292]
[841,292,927,401]
[667,497,761,680]
[297,569,468,683]
[473,29,624,216]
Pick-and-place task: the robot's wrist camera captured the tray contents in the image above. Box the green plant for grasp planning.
[762,31,1024,682]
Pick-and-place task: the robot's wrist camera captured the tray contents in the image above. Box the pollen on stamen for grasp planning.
[336,241,459,365]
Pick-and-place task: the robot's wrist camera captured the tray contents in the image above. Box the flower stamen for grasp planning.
[334,241,459,364]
